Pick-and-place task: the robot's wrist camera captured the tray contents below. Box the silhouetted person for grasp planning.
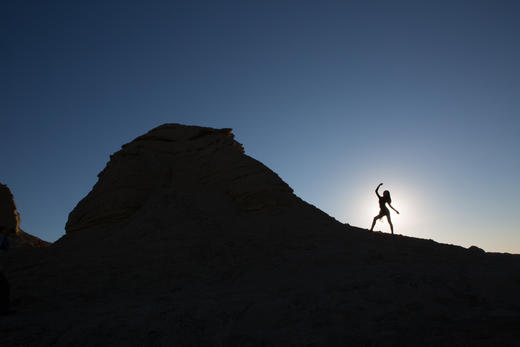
[0,226,12,315]
[370,183,399,234]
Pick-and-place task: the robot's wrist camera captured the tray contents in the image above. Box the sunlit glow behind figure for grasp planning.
[351,183,423,237]
[369,184,399,234]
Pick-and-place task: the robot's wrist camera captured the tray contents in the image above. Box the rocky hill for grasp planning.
[65,124,299,234]
[2,124,520,346]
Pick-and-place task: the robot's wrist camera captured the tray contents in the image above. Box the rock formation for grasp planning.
[0,183,49,247]
[0,183,21,232]
[2,124,520,346]
[66,124,297,234]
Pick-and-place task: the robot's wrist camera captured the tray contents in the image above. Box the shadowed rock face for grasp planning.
[3,124,520,346]
[66,124,296,234]
[0,183,49,247]
[0,183,21,232]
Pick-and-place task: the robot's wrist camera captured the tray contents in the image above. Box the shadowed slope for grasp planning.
[2,124,520,346]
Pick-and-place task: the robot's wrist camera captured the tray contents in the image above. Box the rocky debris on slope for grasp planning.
[10,229,51,248]
[66,124,297,234]
[0,183,50,247]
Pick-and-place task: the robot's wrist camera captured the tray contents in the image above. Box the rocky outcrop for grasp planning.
[66,124,297,234]
[0,183,21,232]
[0,183,50,247]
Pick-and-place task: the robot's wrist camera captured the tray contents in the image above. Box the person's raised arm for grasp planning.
[389,203,399,214]
[375,183,383,197]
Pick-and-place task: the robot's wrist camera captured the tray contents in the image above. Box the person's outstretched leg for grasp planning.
[386,215,394,234]
[370,216,377,231]
[371,213,383,231]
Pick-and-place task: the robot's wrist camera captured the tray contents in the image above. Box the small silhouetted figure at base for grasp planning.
[370,183,399,234]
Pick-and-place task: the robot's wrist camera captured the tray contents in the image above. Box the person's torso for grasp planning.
[379,197,388,210]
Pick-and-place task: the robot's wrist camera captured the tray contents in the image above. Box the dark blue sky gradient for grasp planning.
[2,1,519,252]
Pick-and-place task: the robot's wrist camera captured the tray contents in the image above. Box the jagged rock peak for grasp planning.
[0,183,50,247]
[120,123,244,157]
[0,183,21,233]
[65,124,295,234]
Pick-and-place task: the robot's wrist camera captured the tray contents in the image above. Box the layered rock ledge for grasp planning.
[66,124,298,234]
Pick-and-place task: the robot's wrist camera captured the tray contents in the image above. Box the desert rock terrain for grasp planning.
[2,124,520,346]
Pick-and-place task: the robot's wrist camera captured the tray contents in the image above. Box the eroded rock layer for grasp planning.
[66,124,297,234]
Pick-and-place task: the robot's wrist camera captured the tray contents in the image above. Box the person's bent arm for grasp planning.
[375,183,383,197]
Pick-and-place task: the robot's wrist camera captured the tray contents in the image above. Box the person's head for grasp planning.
[383,190,391,203]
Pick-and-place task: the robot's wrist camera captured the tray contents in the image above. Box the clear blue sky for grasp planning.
[2,1,519,253]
